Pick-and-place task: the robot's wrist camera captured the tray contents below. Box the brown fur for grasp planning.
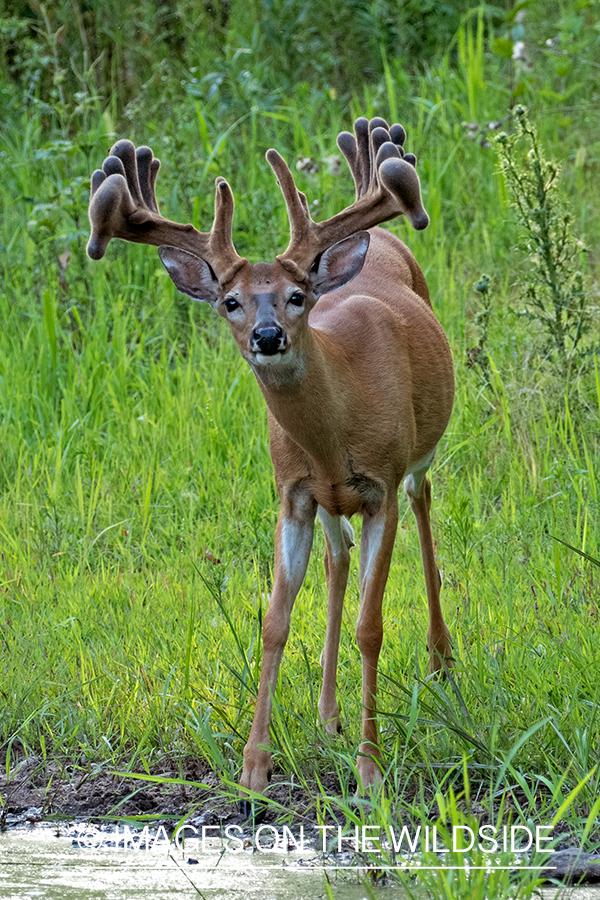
[87,120,455,807]
[217,227,454,800]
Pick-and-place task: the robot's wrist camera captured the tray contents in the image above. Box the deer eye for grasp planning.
[288,292,305,307]
[224,297,240,313]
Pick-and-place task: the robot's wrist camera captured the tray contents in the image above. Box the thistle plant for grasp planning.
[466,273,492,382]
[496,107,592,377]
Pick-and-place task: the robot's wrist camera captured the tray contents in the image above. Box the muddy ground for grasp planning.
[0,754,336,829]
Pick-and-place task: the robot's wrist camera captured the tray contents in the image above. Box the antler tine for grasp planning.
[135,146,160,213]
[368,117,390,192]
[337,118,393,200]
[337,130,360,199]
[353,117,370,198]
[270,117,429,273]
[87,140,242,277]
[265,148,314,251]
[209,178,244,273]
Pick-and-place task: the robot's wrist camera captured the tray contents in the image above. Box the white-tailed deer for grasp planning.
[87,117,454,813]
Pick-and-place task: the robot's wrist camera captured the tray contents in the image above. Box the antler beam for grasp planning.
[87,140,243,281]
[266,117,428,272]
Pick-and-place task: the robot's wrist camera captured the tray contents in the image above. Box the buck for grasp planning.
[87,116,454,812]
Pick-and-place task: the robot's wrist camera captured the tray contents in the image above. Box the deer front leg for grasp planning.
[240,487,316,814]
[404,471,452,673]
[317,507,355,734]
[355,497,399,794]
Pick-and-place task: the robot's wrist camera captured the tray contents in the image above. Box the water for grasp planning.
[1,824,599,899]
[0,824,406,899]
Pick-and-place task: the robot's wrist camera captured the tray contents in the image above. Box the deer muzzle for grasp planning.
[250,325,288,356]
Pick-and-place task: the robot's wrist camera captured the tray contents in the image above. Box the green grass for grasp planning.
[1,1,600,895]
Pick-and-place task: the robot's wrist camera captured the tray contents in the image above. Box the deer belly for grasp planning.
[316,472,385,519]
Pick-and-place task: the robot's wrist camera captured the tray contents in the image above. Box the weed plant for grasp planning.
[1,1,600,895]
[466,273,492,381]
[496,106,595,377]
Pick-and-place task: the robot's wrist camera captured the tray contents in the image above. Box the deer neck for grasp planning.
[251,326,344,470]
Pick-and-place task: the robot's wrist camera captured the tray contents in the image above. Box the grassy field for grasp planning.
[1,0,600,895]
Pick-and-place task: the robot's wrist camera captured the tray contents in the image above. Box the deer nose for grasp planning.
[251,325,286,355]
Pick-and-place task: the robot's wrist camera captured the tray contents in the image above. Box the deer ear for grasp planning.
[309,231,370,298]
[158,245,219,305]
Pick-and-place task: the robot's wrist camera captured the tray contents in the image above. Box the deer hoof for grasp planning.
[239,748,272,818]
[239,797,268,824]
[427,626,453,676]
[355,757,384,795]
[322,716,342,736]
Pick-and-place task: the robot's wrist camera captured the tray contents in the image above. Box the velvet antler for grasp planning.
[87,140,244,283]
[266,117,428,272]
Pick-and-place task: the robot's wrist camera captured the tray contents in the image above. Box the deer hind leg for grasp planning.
[317,507,355,735]
[355,497,399,793]
[404,463,453,674]
[240,487,317,812]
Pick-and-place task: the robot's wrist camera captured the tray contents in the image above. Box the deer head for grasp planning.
[88,118,428,383]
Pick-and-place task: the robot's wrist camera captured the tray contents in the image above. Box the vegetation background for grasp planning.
[1,0,599,893]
